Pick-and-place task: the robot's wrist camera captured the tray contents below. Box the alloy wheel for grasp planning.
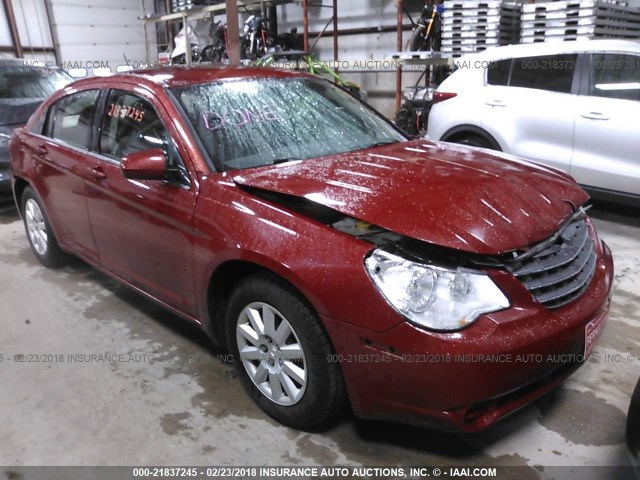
[25,198,48,256]
[236,302,307,406]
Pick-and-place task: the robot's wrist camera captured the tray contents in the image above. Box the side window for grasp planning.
[487,59,511,86]
[99,90,169,160]
[589,53,640,102]
[99,90,190,185]
[509,54,578,94]
[50,90,99,149]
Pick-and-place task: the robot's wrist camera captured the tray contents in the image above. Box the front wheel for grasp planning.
[226,274,346,430]
[21,187,65,268]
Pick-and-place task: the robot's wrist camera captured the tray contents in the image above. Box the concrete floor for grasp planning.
[0,202,638,479]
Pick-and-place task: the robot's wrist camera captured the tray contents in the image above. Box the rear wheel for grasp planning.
[21,187,65,268]
[226,274,346,430]
[408,26,427,52]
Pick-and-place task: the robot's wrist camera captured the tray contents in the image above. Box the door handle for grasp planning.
[580,111,609,120]
[36,145,48,156]
[485,100,507,107]
[91,166,107,180]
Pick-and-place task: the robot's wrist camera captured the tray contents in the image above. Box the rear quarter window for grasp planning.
[487,59,511,86]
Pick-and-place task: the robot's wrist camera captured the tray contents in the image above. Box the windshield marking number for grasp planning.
[107,103,145,123]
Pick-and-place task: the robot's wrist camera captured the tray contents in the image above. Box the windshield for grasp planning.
[172,77,406,171]
[0,67,72,99]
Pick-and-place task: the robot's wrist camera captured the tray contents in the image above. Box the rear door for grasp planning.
[27,90,100,262]
[482,53,578,173]
[84,87,199,316]
[571,52,640,197]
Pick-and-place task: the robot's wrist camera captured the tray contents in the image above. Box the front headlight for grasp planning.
[365,249,509,331]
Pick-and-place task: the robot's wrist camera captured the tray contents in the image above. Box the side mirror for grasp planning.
[121,148,168,180]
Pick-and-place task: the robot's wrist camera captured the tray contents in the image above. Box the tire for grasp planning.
[395,103,417,136]
[226,273,346,430]
[21,187,66,268]
[408,26,426,52]
[200,45,223,64]
[396,100,428,136]
[171,54,185,65]
[455,135,492,149]
[242,43,257,61]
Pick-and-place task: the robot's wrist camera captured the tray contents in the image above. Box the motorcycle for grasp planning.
[241,14,273,60]
[200,20,228,63]
[240,15,301,60]
[171,24,201,64]
[408,2,444,52]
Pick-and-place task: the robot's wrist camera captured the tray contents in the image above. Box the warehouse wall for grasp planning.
[0,1,13,58]
[0,0,56,62]
[0,0,146,72]
[49,0,147,73]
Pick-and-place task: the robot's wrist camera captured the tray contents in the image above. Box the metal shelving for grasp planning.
[140,0,339,65]
[393,0,449,112]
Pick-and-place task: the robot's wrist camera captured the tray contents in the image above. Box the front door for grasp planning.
[84,88,199,316]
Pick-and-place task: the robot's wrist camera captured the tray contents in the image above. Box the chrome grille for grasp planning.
[507,215,597,309]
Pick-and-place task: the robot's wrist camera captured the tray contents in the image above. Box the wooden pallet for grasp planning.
[442,30,503,39]
[521,26,640,41]
[446,7,503,17]
[442,45,491,54]
[446,0,504,8]
[521,33,639,42]
[522,8,640,22]
[521,0,631,14]
[522,17,640,29]
[443,38,501,46]
[443,22,500,31]
[444,21,519,30]
[446,14,502,24]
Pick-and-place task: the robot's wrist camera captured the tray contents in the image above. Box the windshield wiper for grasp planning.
[368,140,399,148]
[271,158,301,165]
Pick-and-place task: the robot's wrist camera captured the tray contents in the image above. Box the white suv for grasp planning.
[426,39,640,205]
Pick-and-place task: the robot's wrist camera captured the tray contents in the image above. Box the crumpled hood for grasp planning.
[233,140,589,255]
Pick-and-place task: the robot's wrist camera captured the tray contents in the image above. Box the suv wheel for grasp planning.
[456,135,492,149]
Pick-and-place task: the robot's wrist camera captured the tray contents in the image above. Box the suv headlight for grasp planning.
[365,249,509,331]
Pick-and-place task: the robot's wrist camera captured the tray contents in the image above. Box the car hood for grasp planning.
[233,140,589,255]
[0,98,43,126]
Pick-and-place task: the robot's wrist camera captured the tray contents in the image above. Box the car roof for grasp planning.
[69,64,315,90]
[462,39,640,62]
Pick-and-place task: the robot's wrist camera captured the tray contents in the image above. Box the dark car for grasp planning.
[9,66,614,431]
[629,376,640,472]
[0,60,71,202]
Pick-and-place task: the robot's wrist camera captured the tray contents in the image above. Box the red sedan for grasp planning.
[9,66,613,432]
